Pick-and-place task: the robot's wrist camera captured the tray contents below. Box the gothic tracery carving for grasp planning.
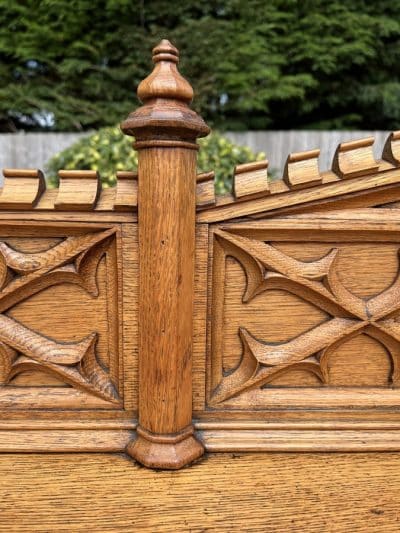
[211,229,400,404]
[0,228,119,403]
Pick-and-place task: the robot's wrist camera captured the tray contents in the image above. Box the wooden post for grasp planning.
[121,40,209,469]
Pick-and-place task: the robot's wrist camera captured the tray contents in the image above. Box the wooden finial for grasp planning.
[121,39,209,142]
[136,39,194,104]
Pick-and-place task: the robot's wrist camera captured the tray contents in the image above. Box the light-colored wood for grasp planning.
[0,218,137,450]
[332,137,379,178]
[114,171,138,211]
[202,211,400,444]
[196,171,216,207]
[0,429,133,452]
[197,132,400,222]
[0,169,45,209]
[383,130,400,165]
[197,165,400,222]
[55,170,101,210]
[5,39,400,470]
[1,452,400,532]
[192,224,209,412]
[120,39,209,469]
[0,225,122,405]
[233,160,269,200]
[283,149,322,189]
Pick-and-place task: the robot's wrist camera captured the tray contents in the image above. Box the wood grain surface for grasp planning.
[5,40,400,473]
[121,39,209,468]
[0,452,398,532]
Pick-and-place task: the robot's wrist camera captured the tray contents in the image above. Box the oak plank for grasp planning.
[0,452,398,532]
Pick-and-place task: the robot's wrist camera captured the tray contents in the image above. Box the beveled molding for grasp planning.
[200,413,400,451]
[3,418,400,452]
[0,419,137,452]
[197,423,400,452]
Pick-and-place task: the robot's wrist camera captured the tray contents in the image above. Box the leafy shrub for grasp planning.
[47,126,265,194]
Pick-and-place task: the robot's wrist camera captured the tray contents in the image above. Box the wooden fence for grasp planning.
[2,39,400,469]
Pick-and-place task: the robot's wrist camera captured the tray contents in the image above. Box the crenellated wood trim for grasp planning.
[332,137,379,178]
[55,170,101,210]
[196,171,216,207]
[383,130,400,166]
[197,132,400,222]
[3,132,400,219]
[0,169,45,209]
[114,171,138,211]
[233,160,269,200]
[283,149,322,190]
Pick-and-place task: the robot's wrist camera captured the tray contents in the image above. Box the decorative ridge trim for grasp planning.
[383,131,400,166]
[2,132,400,216]
[233,159,269,200]
[196,171,215,207]
[0,168,219,212]
[283,149,321,190]
[0,168,45,209]
[196,132,400,222]
[55,170,101,210]
[114,171,138,211]
[332,136,378,178]
[0,168,138,212]
[235,160,268,174]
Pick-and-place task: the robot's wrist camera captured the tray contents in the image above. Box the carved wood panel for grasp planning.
[0,222,131,411]
[207,212,400,411]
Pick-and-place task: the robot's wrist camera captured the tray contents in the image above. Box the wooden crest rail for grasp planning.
[2,40,400,469]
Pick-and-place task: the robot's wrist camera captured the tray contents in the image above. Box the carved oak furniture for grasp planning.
[2,40,400,469]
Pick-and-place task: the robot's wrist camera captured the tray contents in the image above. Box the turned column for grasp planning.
[121,40,209,469]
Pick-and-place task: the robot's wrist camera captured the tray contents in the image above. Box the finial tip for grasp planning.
[152,39,179,63]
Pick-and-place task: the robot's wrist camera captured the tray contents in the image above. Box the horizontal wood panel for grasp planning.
[0,452,398,531]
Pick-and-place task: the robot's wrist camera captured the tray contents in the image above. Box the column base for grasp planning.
[127,424,204,469]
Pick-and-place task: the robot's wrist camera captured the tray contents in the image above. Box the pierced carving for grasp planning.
[0,228,119,403]
[211,229,400,405]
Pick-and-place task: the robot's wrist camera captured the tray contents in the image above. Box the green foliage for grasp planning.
[1,1,400,132]
[46,126,265,194]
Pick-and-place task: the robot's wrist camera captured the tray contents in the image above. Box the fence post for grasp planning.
[121,40,209,468]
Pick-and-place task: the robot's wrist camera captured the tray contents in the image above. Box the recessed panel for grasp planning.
[207,221,400,410]
[0,224,126,410]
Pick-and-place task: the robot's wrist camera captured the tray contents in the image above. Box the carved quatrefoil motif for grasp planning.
[0,228,119,404]
[212,229,400,404]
